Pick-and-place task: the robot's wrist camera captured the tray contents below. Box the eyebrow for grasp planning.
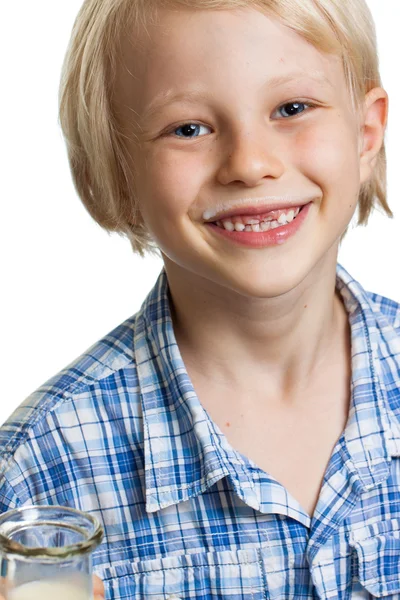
[140,69,333,122]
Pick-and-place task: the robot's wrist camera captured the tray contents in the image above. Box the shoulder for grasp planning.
[336,264,400,412]
[0,313,141,481]
[364,290,400,426]
[0,269,168,509]
[336,264,400,334]
[364,289,400,361]
[366,290,400,331]
[362,288,400,369]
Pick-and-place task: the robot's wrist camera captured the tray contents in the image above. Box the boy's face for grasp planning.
[117,8,383,299]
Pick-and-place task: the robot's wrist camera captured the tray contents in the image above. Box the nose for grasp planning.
[216,126,285,187]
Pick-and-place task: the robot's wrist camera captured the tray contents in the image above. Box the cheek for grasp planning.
[293,122,360,205]
[137,148,205,220]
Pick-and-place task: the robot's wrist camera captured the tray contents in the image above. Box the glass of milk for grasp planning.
[0,505,104,600]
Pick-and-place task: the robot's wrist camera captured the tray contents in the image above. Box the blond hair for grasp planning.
[59,0,392,256]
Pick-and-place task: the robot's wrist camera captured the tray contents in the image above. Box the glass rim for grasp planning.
[0,505,104,560]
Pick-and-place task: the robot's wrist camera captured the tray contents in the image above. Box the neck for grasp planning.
[164,251,349,402]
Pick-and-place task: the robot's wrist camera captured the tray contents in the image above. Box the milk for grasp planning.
[8,578,91,600]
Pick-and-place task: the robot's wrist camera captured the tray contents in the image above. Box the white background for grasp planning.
[1,2,399,425]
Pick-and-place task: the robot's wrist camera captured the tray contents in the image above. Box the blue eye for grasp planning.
[168,101,314,140]
[276,102,312,118]
[172,123,211,138]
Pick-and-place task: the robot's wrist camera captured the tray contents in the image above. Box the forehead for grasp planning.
[116,7,346,119]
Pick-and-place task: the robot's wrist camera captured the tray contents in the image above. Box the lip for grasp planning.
[204,201,310,223]
[206,201,312,248]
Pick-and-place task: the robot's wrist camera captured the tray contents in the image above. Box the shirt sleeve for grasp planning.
[0,476,20,514]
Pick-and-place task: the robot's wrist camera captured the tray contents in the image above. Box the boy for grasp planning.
[1,0,399,598]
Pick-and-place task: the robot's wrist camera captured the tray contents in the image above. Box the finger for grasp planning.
[93,574,105,598]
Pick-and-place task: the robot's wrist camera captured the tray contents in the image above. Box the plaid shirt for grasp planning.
[1,264,400,599]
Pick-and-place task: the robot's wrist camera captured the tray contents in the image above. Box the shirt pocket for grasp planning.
[349,518,400,597]
[97,547,266,600]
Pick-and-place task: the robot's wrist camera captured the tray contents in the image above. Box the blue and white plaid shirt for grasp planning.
[1,264,400,599]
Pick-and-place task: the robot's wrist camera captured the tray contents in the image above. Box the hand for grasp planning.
[93,574,105,599]
[0,574,105,599]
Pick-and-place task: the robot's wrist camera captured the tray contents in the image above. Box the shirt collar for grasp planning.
[135,265,400,513]
[134,270,235,512]
[335,264,400,489]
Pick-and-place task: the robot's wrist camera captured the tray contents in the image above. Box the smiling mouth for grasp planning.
[210,206,303,232]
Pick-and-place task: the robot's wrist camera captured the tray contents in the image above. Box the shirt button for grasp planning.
[167,596,182,600]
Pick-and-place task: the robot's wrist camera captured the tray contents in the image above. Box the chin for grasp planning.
[232,250,329,298]
[218,269,306,300]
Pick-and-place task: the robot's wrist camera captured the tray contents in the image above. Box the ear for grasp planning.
[359,87,388,185]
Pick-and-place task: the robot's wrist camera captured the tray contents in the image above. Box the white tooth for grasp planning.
[244,225,252,232]
[203,209,216,220]
[247,219,260,225]
[278,213,288,224]
[234,222,245,232]
[251,224,261,232]
[223,220,235,231]
[270,221,280,229]
[294,207,300,216]
[286,210,295,223]
[260,221,271,232]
